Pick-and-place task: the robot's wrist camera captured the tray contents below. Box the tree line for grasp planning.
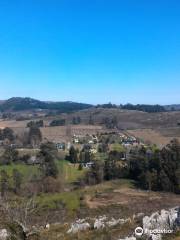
[83,139,180,194]
[0,142,60,198]
[96,103,166,113]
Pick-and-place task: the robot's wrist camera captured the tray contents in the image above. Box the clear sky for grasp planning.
[0,0,179,104]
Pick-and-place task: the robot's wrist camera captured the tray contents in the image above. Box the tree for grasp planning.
[128,139,180,193]
[39,142,59,179]
[50,119,66,126]
[12,169,22,194]
[88,115,94,125]
[89,160,104,184]
[0,127,15,142]
[27,120,44,128]
[98,143,109,153]
[28,126,42,147]
[1,147,19,165]
[72,116,81,125]
[159,139,180,193]
[69,146,78,164]
[0,170,9,197]
[79,145,92,163]
[104,151,124,180]
[1,197,37,238]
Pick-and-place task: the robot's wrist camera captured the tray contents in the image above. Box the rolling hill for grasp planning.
[0,97,93,113]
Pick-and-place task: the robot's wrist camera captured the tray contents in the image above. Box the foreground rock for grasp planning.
[119,237,136,240]
[0,229,8,240]
[118,207,180,240]
[67,215,131,234]
[143,206,180,240]
[67,219,90,234]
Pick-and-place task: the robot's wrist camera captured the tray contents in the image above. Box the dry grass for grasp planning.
[128,128,180,147]
[84,180,180,217]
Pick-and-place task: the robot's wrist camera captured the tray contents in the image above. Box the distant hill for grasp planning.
[0,97,179,114]
[165,105,180,111]
[0,97,93,113]
[96,103,166,113]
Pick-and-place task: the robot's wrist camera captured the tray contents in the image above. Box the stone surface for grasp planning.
[0,229,8,240]
[94,216,107,229]
[67,219,90,234]
[143,207,180,239]
[119,237,136,240]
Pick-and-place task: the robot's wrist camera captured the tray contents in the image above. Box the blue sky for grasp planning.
[0,0,179,104]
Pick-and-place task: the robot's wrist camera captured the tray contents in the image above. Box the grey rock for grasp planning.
[119,237,136,240]
[67,219,90,234]
[0,229,8,240]
[143,207,180,239]
[106,218,125,227]
[94,216,107,229]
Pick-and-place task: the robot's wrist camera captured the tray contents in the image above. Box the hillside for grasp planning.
[0,97,93,113]
[68,107,180,129]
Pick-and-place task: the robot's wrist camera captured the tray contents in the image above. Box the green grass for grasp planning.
[17,148,40,156]
[56,160,86,183]
[36,191,81,212]
[94,152,107,161]
[111,143,126,152]
[0,163,39,181]
[0,160,85,184]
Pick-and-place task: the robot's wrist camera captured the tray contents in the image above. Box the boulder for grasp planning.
[94,216,107,229]
[143,207,180,239]
[106,218,126,227]
[0,229,8,240]
[119,237,136,240]
[67,219,90,234]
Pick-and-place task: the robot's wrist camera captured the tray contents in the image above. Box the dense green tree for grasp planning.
[27,120,44,128]
[98,143,109,153]
[0,147,19,165]
[72,116,81,125]
[159,139,180,193]
[88,115,94,125]
[86,160,104,185]
[129,139,180,193]
[28,126,42,147]
[39,142,59,179]
[69,146,78,164]
[0,127,15,142]
[50,119,66,126]
[12,169,22,194]
[0,170,9,197]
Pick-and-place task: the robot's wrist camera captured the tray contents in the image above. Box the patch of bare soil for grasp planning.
[85,187,180,217]
[128,129,174,147]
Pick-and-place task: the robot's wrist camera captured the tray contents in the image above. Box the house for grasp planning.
[27,156,40,165]
[82,162,94,168]
[90,148,97,154]
[67,142,71,150]
[74,138,79,144]
[56,142,65,150]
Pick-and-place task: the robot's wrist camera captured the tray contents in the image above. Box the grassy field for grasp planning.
[0,160,85,184]
[110,143,126,152]
[33,178,180,240]
[0,163,39,182]
[36,190,81,212]
[128,129,180,147]
[57,160,86,183]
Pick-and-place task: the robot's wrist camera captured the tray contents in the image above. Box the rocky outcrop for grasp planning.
[118,207,180,240]
[0,229,8,240]
[67,215,131,234]
[119,237,136,240]
[94,216,107,229]
[67,219,90,234]
[143,206,180,239]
